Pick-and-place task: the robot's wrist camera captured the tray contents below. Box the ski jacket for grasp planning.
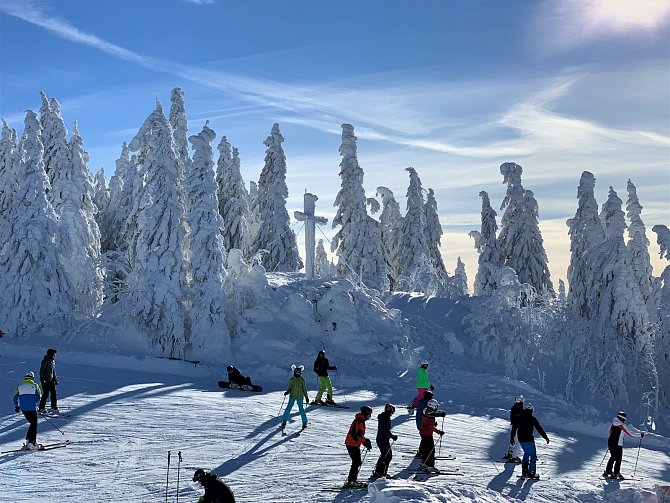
[286,375,308,400]
[376,411,397,444]
[198,472,236,503]
[39,355,57,383]
[12,378,42,411]
[509,402,524,425]
[419,410,441,436]
[345,412,367,447]
[313,356,336,377]
[416,367,430,388]
[608,417,642,447]
[511,409,549,444]
[415,397,430,429]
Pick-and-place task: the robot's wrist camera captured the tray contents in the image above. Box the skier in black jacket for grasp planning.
[193,468,236,502]
[603,411,644,480]
[510,403,549,479]
[503,395,524,462]
[313,350,337,405]
[38,348,58,413]
[372,404,399,479]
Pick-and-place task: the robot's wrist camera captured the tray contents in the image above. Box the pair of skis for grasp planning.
[321,469,464,492]
[1,439,70,454]
[309,401,349,409]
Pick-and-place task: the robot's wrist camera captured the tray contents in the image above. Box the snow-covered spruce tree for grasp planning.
[169,87,190,171]
[50,121,104,316]
[585,187,658,405]
[399,167,430,288]
[38,95,70,203]
[566,171,605,318]
[125,102,188,358]
[469,191,504,296]
[247,180,260,261]
[652,224,670,407]
[626,180,658,314]
[185,122,230,361]
[0,110,73,335]
[450,256,468,297]
[216,136,250,253]
[314,239,335,278]
[331,124,385,288]
[249,123,302,272]
[424,188,446,273]
[93,168,110,219]
[0,120,18,220]
[376,186,404,289]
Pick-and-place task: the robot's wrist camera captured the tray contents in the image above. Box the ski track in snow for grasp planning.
[1,350,669,503]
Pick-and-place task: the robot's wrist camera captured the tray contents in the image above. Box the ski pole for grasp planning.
[176,451,182,503]
[277,395,287,418]
[599,447,609,467]
[41,414,65,435]
[437,416,445,456]
[356,447,370,480]
[334,369,349,406]
[165,450,171,503]
[633,437,643,478]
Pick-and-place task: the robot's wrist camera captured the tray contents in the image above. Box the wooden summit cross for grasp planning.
[294,192,328,280]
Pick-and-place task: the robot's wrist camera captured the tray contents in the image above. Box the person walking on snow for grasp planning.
[372,404,398,480]
[281,365,309,432]
[418,399,445,472]
[312,350,337,405]
[192,468,236,502]
[38,348,58,414]
[603,411,644,480]
[344,405,373,488]
[408,362,432,409]
[503,395,524,463]
[511,403,549,479]
[12,372,42,450]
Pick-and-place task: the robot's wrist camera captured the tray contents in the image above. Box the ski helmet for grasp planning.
[617,411,627,422]
[226,365,233,372]
[422,390,433,400]
[420,361,429,368]
[524,403,534,412]
[24,371,34,380]
[515,395,524,403]
[292,364,304,376]
[47,348,57,356]
[360,405,373,417]
[318,350,326,357]
[427,399,439,410]
[193,468,207,482]
[384,403,396,414]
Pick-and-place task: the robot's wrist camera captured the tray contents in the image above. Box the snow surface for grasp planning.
[1,276,668,502]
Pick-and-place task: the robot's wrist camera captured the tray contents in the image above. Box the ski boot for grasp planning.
[602,471,613,479]
[521,462,529,477]
[510,456,522,463]
[325,395,336,405]
[613,473,625,480]
[502,451,512,461]
[311,399,324,405]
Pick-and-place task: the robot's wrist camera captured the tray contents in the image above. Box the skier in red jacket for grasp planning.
[344,406,373,488]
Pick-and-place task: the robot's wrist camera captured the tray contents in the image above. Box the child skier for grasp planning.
[414,389,434,458]
[603,411,644,480]
[312,350,337,405]
[511,403,549,479]
[12,372,42,450]
[344,405,373,488]
[281,365,309,433]
[372,404,398,480]
[408,362,432,409]
[503,395,524,463]
[192,468,236,502]
[418,399,445,473]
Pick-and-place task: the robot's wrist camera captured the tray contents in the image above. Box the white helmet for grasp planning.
[515,395,524,403]
[427,399,439,410]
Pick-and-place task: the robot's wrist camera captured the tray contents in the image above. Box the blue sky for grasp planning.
[1,0,669,286]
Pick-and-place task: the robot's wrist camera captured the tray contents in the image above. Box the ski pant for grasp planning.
[520,441,537,474]
[375,440,393,475]
[23,410,38,444]
[411,388,429,407]
[281,397,307,425]
[315,376,333,401]
[346,445,362,482]
[39,380,57,410]
[605,444,623,475]
[419,434,435,467]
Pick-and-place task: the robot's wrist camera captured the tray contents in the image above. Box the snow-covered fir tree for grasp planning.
[652,224,670,407]
[0,110,73,335]
[216,136,250,253]
[125,103,188,358]
[249,123,303,272]
[0,120,18,220]
[424,188,446,273]
[450,256,468,297]
[331,124,385,287]
[314,239,334,278]
[376,186,404,289]
[247,180,260,261]
[470,190,504,296]
[104,143,137,252]
[38,94,70,202]
[399,167,429,286]
[93,168,110,218]
[169,87,190,171]
[185,122,229,362]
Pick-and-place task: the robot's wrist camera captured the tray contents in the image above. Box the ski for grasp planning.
[1,440,69,454]
[401,454,456,460]
[321,484,368,492]
[408,470,461,475]
[39,411,70,419]
[217,380,263,393]
[518,475,545,481]
[599,476,642,481]
[309,401,349,409]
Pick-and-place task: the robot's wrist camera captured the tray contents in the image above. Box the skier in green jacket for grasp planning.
[408,362,432,409]
[281,365,309,433]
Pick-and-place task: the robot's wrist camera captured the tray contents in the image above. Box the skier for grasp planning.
[408,361,432,409]
[312,350,337,405]
[418,399,445,473]
[414,389,434,458]
[503,395,524,463]
[603,411,644,480]
[226,365,252,386]
[281,365,309,432]
[372,404,398,480]
[12,372,42,450]
[511,403,549,479]
[192,468,236,502]
[344,405,373,488]
[38,348,59,414]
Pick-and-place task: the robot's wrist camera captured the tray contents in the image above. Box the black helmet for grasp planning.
[318,350,326,356]
[226,365,233,372]
[360,405,372,417]
[193,468,207,482]
[47,348,57,356]
[617,411,627,422]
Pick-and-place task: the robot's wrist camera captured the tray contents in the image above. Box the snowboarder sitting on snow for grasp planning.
[372,404,399,480]
[281,365,309,431]
[503,395,524,463]
[603,411,644,480]
[511,403,549,479]
[312,350,337,405]
[12,371,42,450]
[408,361,433,409]
[38,348,59,414]
[344,405,373,488]
[226,365,252,386]
[419,399,445,473]
[193,468,236,503]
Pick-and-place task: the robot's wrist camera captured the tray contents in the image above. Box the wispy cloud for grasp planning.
[181,0,215,4]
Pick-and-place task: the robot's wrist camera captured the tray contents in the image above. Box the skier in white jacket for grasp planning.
[603,411,644,480]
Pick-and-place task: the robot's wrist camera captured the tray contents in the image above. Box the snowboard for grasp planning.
[218,381,263,392]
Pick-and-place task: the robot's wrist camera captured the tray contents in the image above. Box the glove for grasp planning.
[15,406,20,413]
[305,397,309,404]
[438,430,444,436]
[391,435,398,441]
[641,432,645,438]
[54,380,58,385]
[332,366,337,370]
[284,391,289,396]
[429,385,434,391]
[363,438,372,450]
[546,439,550,444]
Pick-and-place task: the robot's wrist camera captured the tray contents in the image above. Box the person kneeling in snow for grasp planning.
[603,411,644,480]
[511,403,549,479]
[344,405,373,487]
[193,468,235,502]
[226,365,252,386]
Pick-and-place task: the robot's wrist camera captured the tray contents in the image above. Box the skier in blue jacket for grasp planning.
[12,372,42,450]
